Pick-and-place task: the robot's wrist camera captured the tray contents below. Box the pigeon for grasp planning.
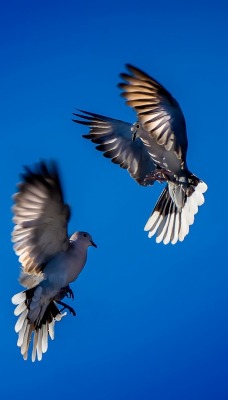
[73,64,207,244]
[11,161,97,361]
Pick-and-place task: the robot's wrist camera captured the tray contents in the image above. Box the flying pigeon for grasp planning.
[11,161,97,361]
[73,64,207,244]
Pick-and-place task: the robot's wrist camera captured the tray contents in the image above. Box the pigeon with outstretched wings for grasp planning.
[73,64,207,244]
[12,161,96,361]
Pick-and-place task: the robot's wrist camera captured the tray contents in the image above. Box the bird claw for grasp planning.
[66,305,76,316]
[60,285,74,300]
[66,287,74,300]
[57,300,77,316]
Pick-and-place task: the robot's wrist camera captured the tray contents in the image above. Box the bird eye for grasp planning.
[136,123,140,129]
[83,233,87,237]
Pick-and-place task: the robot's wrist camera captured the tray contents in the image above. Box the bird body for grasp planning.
[12,162,96,361]
[132,120,187,178]
[41,235,89,288]
[73,64,207,244]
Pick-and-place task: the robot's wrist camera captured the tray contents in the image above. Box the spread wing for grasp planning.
[119,64,188,161]
[73,110,156,186]
[12,161,71,275]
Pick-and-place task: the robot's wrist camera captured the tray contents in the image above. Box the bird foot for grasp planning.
[61,285,74,300]
[56,300,76,316]
[65,286,74,300]
[144,169,169,183]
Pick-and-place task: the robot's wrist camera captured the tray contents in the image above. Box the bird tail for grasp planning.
[144,176,207,244]
[12,286,66,362]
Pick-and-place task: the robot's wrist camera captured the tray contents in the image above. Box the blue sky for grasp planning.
[1,1,228,399]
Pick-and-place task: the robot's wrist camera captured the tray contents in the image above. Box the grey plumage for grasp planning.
[73,111,155,185]
[12,161,96,361]
[73,64,207,244]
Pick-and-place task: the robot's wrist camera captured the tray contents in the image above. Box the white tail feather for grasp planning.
[171,210,180,244]
[17,320,27,347]
[12,292,26,305]
[14,301,27,316]
[156,200,173,243]
[48,319,55,340]
[37,329,43,361]
[21,325,30,355]
[144,179,207,244]
[42,323,48,354]
[15,309,28,333]
[12,289,66,361]
[163,203,175,245]
[32,331,38,362]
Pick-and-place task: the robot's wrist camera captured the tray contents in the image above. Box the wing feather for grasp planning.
[12,161,70,275]
[73,110,156,186]
[119,64,188,161]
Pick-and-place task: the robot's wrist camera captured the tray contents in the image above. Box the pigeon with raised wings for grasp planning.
[11,161,96,361]
[73,64,207,244]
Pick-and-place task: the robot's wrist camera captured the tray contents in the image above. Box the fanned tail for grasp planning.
[12,286,66,362]
[144,177,207,244]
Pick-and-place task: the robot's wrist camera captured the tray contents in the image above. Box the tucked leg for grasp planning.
[64,285,74,300]
[59,285,74,300]
[144,169,170,184]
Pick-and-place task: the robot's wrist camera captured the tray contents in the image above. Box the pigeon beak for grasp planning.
[90,240,97,248]
[132,131,136,141]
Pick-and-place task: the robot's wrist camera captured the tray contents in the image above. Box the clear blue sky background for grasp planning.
[1,1,228,399]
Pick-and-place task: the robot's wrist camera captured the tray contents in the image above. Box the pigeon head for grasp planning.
[70,231,97,248]
[131,121,142,141]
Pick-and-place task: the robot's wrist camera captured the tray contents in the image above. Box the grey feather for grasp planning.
[73,110,156,186]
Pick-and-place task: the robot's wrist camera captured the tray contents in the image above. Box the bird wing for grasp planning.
[73,110,156,186]
[12,161,71,275]
[119,64,188,161]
